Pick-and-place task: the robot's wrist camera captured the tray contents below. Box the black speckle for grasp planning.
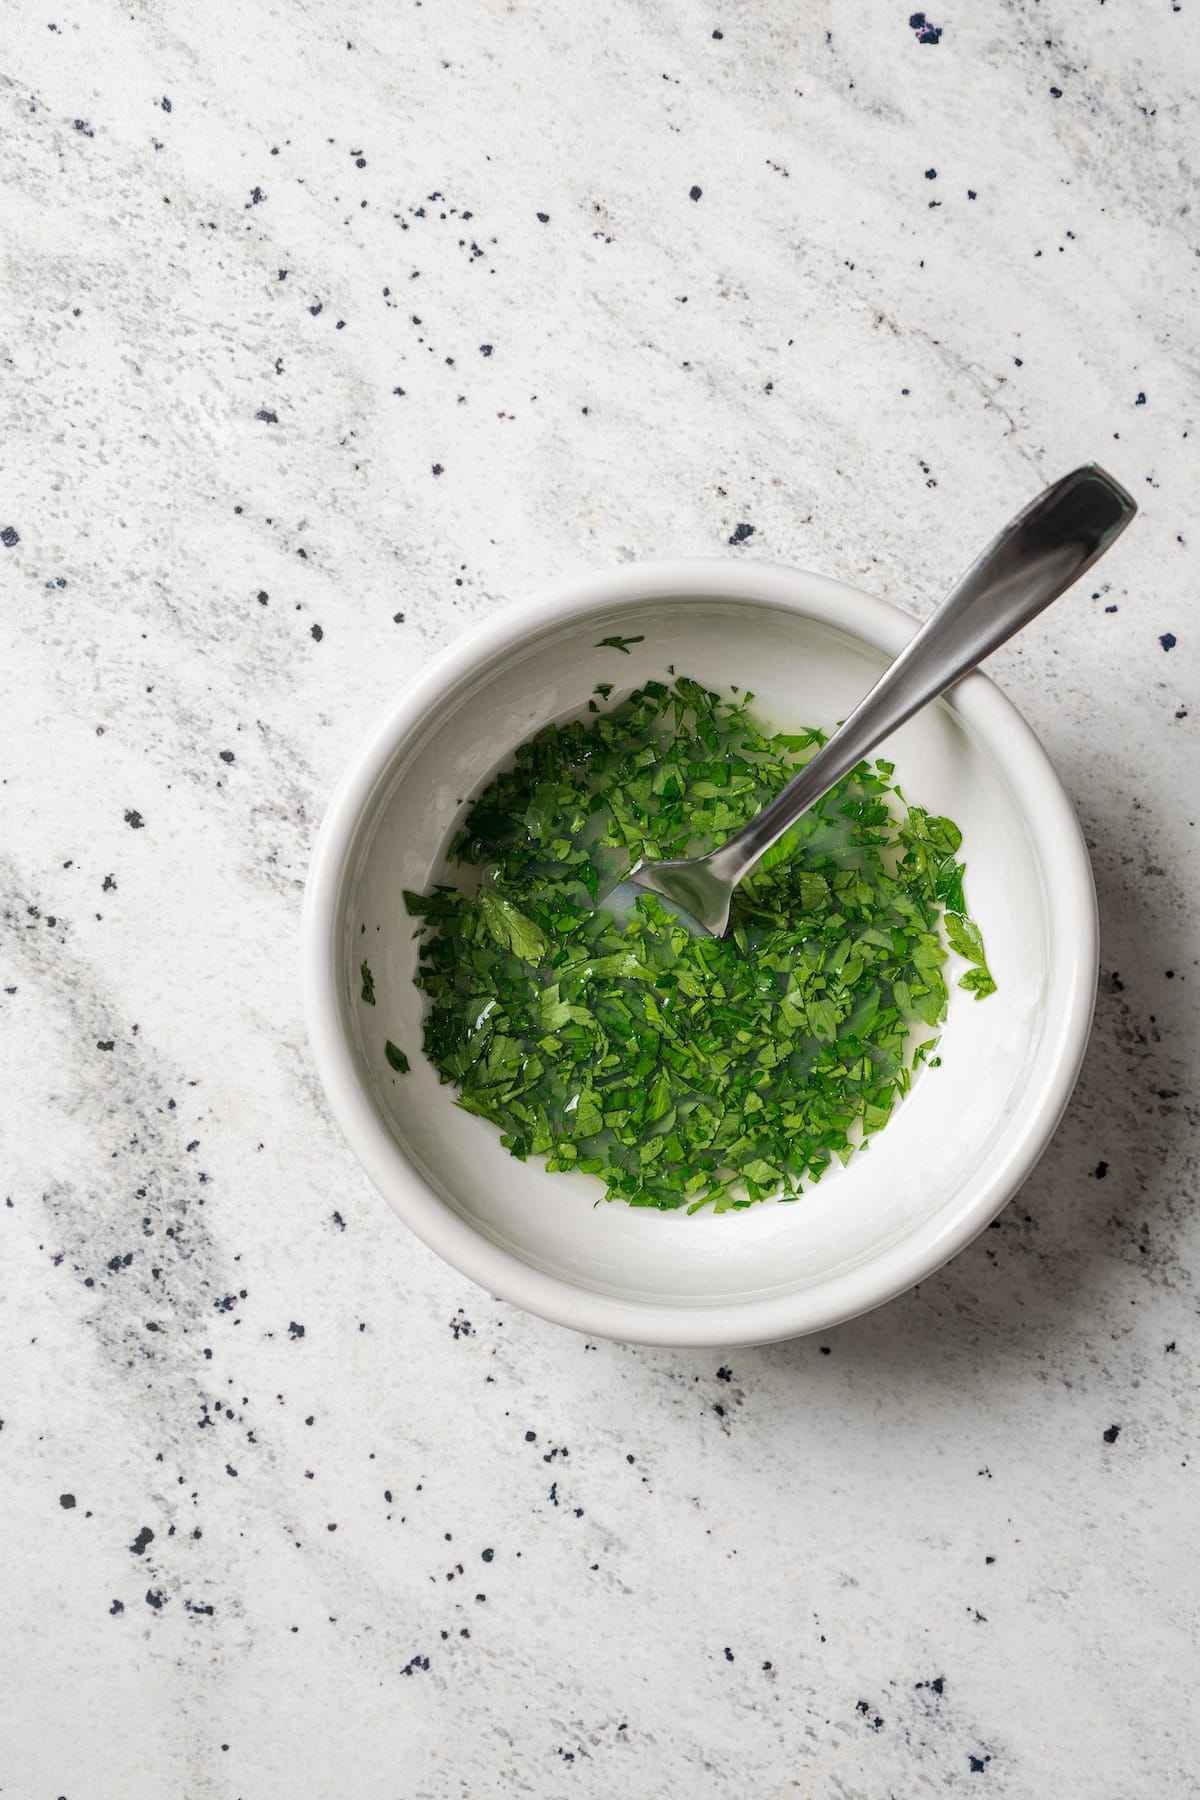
[96,1039,115,1052]
[968,1755,990,1773]
[689,185,703,201]
[1103,1424,1121,1444]
[257,590,269,605]
[219,749,235,765]
[729,522,755,545]
[310,623,324,642]
[278,269,287,281]
[161,96,172,112]
[1093,1160,1108,1179]
[109,1599,124,1614]
[145,1587,167,1609]
[255,408,278,424]
[1,526,19,548]
[716,1365,733,1381]
[1049,85,1062,97]
[924,167,937,179]
[1159,632,1176,651]
[968,189,977,199]
[1136,392,1147,405]
[309,301,323,316]
[289,1320,306,1339]
[249,185,266,205]
[481,1546,494,1562]
[124,809,144,829]
[909,11,942,43]
[712,27,723,37]
[130,1526,155,1556]
[355,156,367,168]
[432,463,444,476]
[74,118,94,136]
[524,1430,537,1442]
[536,211,550,222]
[60,1493,76,1509]
[723,1646,734,1661]
[479,343,493,356]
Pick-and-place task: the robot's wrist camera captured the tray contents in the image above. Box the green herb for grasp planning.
[360,959,376,1005]
[945,910,996,997]
[595,634,645,654]
[385,1040,410,1073]
[404,676,992,1212]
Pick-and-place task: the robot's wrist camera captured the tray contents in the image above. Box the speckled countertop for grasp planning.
[2,3,1197,1796]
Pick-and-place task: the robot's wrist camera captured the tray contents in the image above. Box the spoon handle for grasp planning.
[707,463,1136,887]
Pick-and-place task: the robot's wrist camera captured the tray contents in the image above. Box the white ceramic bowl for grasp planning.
[302,561,1096,1347]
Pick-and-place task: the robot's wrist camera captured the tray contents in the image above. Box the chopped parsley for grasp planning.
[400,676,993,1212]
[595,634,645,654]
[360,959,376,1005]
[946,912,996,997]
[385,1040,410,1073]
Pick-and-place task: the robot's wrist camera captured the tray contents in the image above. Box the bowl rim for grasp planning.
[301,558,1097,1347]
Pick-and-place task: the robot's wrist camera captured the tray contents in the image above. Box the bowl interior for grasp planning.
[333,585,1069,1327]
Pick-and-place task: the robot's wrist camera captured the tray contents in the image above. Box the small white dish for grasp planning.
[301,561,1097,1347]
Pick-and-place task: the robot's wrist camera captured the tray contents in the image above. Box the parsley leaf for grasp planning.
[385,1040,410,1072]
[944,908,995,999]
[945,913,984,963]
[595,634,645,654]
[360,959,376,1005]
[477,890,547,962]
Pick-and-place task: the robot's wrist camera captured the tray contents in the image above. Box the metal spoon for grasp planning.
[610,463,1136,937]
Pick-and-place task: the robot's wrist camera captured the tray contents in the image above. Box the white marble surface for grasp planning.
[2,3,1197,1795]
